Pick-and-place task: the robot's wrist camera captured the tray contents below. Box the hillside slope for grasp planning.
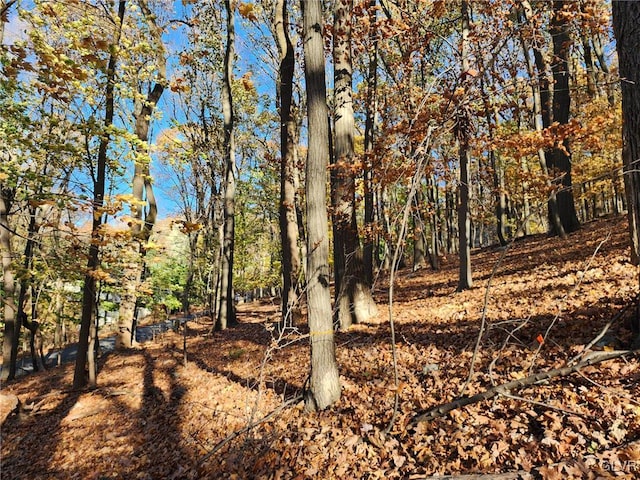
[1,215,639,479]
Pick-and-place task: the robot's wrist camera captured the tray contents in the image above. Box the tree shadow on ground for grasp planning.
[2,389,82,479]
[128,349,193,478]
[189,347,304,402]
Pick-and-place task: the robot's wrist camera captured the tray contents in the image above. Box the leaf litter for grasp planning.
[1,215,639,479]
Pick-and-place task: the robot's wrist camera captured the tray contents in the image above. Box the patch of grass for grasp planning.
[228,348,246,360]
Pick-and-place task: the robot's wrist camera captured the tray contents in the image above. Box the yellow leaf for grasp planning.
[238,2,257,21]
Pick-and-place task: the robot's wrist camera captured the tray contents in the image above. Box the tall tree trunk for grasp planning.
[116,0,164,348]
[581,31,597,98]
[612,1,640,272]
[427,174,440,270]
[301,0,340,412]
[16,207,39,371]
[0,186,18,381]
[479,73,508,246]
[275,0,301,327]
[332,0,377,330]
[547,0,580,235]
[412,189,426,270]
[456,0,473,291]
[363,0,378,285]
[216,0,237,330]
[378,184,391,269]
[520,0,564,237]
[73,0,125,390]
[0,0,18,381]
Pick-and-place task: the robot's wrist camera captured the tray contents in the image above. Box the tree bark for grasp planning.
[480,77,508,246]
[547,0,580,235]
[215,0,237,330]
[0,2,19,380]
[116,0,164,348]
[73,0,125,390]
[413,189,427,270]
[275,0,301,327]
[332,0,377,330]
[519,0,564,237]
[0,185,18,381]
[612,1,640,273]
[363,0,378,285]
[456,0,473,291]
[301,0,340,411]
[427,174,440,270]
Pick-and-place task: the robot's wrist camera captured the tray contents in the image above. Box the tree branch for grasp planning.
[411,349,638,425]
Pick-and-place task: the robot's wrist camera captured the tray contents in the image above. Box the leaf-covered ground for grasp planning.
[2,215,639,479]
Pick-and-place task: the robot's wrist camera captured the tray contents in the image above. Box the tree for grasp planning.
[301,0,340,411]
[456,0,473,291]
[612,1,640,273]
[547,0,580,235]
[332,0,377,329]
[362,0,378,284]
[519,0,565,237]
[116,0,166,348]
[73,0,126,390]
[0,182,17,381]
[0,0,19,382]
[216,0,238,330]
[275,0,301,326]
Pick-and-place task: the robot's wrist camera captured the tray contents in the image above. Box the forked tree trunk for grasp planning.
[116,0,164,348]
[612,1,640,274]
[301,0,340,411]
[275,0,301,327]
[332,0,377,330]
[216,0,237,330]
[73,0,125,390]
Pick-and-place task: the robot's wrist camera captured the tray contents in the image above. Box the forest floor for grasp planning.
[1,215,639,479]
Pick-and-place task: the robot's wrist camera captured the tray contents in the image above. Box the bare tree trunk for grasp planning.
[363,0,378,284]
[592,32,615,108]
[480,76,508,246]
[548,0,580,235]
[427,174,440,270]
[612,1,640,272]
[456,0,473,291]
[413,189,427,270]
[275,0,301,327]
[0,186,18,381]
[0,3,22,371]
[519,1,562,237]
[73,0,125,390]
[301,0,340,411]
[16,208,39,371]
[216,0,237,330]
[580,27,597,99]
[332,0,377,330]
